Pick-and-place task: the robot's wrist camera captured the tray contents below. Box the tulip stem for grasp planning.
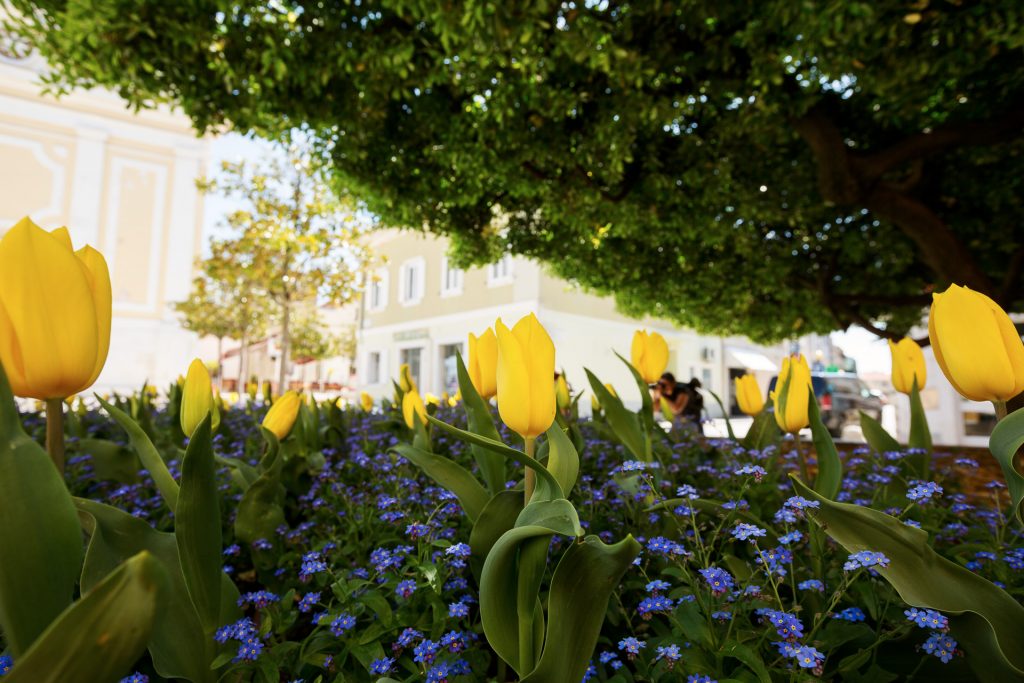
[995,400,1008,422]
[795,432,810,483]
[524,437,536,506]
[45,398,65,473]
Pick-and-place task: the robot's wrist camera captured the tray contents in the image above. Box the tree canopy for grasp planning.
[9,1,1024,341]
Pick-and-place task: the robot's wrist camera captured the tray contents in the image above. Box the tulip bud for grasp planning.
[425,392,440,406]
[262,390,301,440]
[771,355,811,433]
[555,374,570,410]
[468,328,498,399]
[630,330,669,384]
[399,363,417,393]
[0,218,112,399]
[659,396,674,421]
[360,391,374,412]
[448,391,461,407]
[888,338,926,395]
[402,389,427,429]
[734,374,765,416]
[181,359,217,436]
[495,313,556,439]
[591,383,616,412]
[929,284,1024,402]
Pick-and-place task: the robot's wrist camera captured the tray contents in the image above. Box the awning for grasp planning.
[727,347,777,372]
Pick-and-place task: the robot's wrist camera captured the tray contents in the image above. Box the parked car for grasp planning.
[766,372,884,438]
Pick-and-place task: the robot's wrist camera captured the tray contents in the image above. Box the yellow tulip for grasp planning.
[181,359,218,436]
[360,391,374,412]
[630,329,669,384]
[771,355,811,433]
[888,338,926,395]
[399,363,417,393]
[929,284,1024,402]
[495,313,556,439]
[0,217,111,399]
[402,389,427,429]
[734,374,765,416]
[448,391,461,407]
[425,392,440,406]
[262,390,301,440]
[468,328,498,399]
[555,374,570,410]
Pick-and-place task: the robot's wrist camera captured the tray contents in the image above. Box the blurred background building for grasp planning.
[0,45,207,393]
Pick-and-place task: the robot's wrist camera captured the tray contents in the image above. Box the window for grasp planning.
[441,257,464,296]
[400,348,423,389]
[440,343,464,394]
[399,258,425,305]
[368,268,388,311]
[366,351,382,384]
[488,254,513,286]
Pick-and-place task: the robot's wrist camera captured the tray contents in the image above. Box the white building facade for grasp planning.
[357,230,794,415]
[0,48,208,392]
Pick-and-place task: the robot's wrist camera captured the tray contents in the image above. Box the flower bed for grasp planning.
[11,397,1018,683]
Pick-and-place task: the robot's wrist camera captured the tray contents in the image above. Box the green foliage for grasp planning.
[0,365,82,657]
[989,406,1024,526]
[793,477,1024,681]
[5,551,166,683]
[9,1,1024,338]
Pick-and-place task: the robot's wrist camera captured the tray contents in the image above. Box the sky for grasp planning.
[202,133,893,377]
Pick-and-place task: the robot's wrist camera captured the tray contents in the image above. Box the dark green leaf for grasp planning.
[391,443,489,523]
[859,411,901,454]
[5,551,166,683]
[792,476,1024,679]
[96,393,180,508]
[456,351,506,495]
[808,390,841,499]
[0,364,82,656]
[175,414,223,633]
[988,407,1024,526]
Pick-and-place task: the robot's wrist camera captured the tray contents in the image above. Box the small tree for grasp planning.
[175,262,269,390]
[288,310,348,389]
[198,143,373,392]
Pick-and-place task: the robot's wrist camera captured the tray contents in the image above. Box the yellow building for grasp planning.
[0,48,208,390]
[358,229,796,416]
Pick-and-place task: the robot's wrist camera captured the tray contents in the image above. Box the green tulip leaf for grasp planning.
[77,497,239,682]
[706,388,736,440]
[456,351,506,495]
[175,414,223,633]
[742,409,781,450]
[808,390,842,499]
[791,476,1024,680]
[515,498,583,539]
[96,393,180,509]
[0,364,83,657]
[859,411,901,454]
[988,407,1024,526]
[908,381,932,477]
[520,534,641,683]
[585,368,648,461]
[543,422,579,498]
[391,443,490,523]
[613,350,656,434]
[469,490,522,579]
[479,524,557,675]
[425,415,564,501]
[4,550,167,683]
[235,433,287,544]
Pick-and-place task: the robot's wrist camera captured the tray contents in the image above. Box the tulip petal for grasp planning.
[495,318,532,438]
[932,286,1016,401]
[511,313,556,437]
[76,245,112,388]
[928,301,968,399]
[0,218,98,398]
[978,291,1024,399]
[647,332,669,382]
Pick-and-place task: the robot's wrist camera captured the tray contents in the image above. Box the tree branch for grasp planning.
[858,99,1024,180]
